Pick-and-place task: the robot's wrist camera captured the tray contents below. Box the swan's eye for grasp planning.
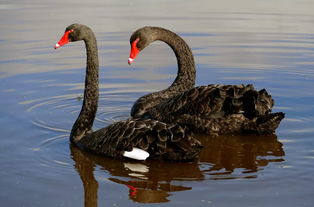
[67,29,74,35]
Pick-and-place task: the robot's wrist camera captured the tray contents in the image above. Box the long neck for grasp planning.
[70,34,99,143]
[155,27,196,94]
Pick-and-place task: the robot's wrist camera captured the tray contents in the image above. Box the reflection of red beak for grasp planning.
[127,184,138,197]
[128,38,140,65]
[54,30,73,49]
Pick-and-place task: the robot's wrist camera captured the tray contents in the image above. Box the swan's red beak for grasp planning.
[128,38,140,65]
[54,30,73,49]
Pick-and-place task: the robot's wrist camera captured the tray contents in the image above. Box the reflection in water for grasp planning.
[71,146,98,207]
[198,134,285,178]
[109,178,191,203]
[70,134,284,205]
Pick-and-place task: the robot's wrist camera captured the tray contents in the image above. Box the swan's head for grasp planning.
[128,26,157,65]
[54,24,92,49]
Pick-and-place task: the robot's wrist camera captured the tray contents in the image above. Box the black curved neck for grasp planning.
[153,27,196,94]
[70,33,99,143]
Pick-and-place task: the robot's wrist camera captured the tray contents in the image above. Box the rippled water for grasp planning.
[1,0,314,206]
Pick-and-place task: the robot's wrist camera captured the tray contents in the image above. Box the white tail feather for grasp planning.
[123,148,149,160]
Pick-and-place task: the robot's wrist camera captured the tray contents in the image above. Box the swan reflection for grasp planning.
[198,134,285,179]
[70,134,284,205]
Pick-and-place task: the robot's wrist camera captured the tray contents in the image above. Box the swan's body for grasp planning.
[128,26,284,135]
[54,24,202,161]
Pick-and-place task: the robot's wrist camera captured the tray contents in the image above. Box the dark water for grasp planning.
[1,0,314,206]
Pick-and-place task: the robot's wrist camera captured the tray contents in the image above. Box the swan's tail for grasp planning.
[242,88,274,119]
[250,112,285,135]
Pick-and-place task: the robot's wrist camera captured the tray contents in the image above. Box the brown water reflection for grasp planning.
[198,134,285,177]
[70,134,284,205]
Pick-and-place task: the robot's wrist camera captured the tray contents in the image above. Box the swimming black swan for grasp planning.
[128,26,284,136]
[54,24,202,161]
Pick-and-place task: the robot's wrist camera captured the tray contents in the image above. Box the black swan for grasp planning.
[54,24,202,161]
[128,26,284,136]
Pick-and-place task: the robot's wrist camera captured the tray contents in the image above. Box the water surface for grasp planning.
[1,0,314,206]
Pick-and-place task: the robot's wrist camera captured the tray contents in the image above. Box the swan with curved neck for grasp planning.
[54,24,202,161]
[128,27,196,117]
[128,26,284,135]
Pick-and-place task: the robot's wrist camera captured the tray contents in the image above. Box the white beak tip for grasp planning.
[54,43,60,49]
[128,58,134,65]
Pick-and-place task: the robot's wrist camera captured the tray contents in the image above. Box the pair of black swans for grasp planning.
[54,24,284,161]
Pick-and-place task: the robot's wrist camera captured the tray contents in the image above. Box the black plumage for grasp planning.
[77,118,202,160]
[128,26,284,135]
[54,24,202,161]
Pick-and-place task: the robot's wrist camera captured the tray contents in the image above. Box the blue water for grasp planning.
[1,0,314,206]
